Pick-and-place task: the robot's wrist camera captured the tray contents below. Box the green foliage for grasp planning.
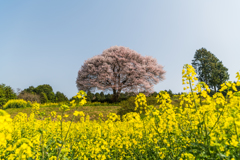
[166,89,174,97]
[24,84,55,102]
[23,84,69,103]
[149,91,158,97]
[117,96,136,119]
[86,91,94,102]
[146,96,159,106]
[117,95,160,120]
[0,87,7,107]
[100,92,105,101]
[210,61,229,91]
[81,91,138,104]
[94,93,101,102]
[35,84,55,102]
[55,91,68,103]
[119,92,128,101]
[3,99,33,109]
[40,92,48,103]
[4,86,17,99]
[192,48,229,92]
[24,86,35,94]
[0,84,17,108]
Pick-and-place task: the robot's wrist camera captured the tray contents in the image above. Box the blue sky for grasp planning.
[1,1,240,98]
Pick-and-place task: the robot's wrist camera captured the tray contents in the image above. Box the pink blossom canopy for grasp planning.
[76,46,166,99]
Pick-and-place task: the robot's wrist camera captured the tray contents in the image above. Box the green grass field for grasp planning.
[5,105,122,123]
[4,98,181,123]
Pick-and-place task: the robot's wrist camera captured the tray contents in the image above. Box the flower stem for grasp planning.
[57,115,76,160]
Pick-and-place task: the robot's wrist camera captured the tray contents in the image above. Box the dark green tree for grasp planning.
[164,89,173,97]
[0,84,17,108]
[0,86,6,107]
[105,93,113,103]
[3,85,17,100]
[55,91,68,103]
[150,92,158,97]
[208,61,229,92]
[126,92,137,98]
[124,92,129,98]
[35,84,55,102]
[119,92,127,101]
[192,48,229,93]
[40,92,48,103]
[94,93,101,102]
[86,91,94,102]
[100,92,105,102]
[23,86,36,94]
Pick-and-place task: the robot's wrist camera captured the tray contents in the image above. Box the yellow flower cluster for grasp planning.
[1,65,240,159]
[134,93,148,114]
[219,81,238,92]
[40,102,65,108]
[3,99,33,109]
[182,64,198,91]
[73,111,85,117]
[156,90,172,107]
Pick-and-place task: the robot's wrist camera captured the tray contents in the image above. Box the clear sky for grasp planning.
[1,1,240,99]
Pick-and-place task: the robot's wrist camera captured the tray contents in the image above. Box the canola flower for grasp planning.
[1,65,240,159]
[40,102,66,108]
[3,99,33,109]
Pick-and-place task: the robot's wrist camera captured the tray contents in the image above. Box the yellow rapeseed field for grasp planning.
[1,64,240,159]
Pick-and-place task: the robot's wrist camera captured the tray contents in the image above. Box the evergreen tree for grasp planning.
[192,48,229,92]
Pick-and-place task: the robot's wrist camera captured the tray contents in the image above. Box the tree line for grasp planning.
[0,84,69,107]
[0,82,177,108]
[79,89,175,103]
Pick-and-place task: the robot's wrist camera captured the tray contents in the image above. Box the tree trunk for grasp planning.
[112,89,121,103]
[112,89,117,103]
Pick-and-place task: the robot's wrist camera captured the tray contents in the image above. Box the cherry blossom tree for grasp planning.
[76,46,166,102]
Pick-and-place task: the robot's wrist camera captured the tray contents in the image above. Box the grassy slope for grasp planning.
[5,105,122,123]
[5,97,181,123]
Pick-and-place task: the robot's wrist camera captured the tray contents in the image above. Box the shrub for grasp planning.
[119,96,136,110]
[117,96,136,120]
[146,96,159,106]
[117,96,160,121]
[3,99,33,109]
